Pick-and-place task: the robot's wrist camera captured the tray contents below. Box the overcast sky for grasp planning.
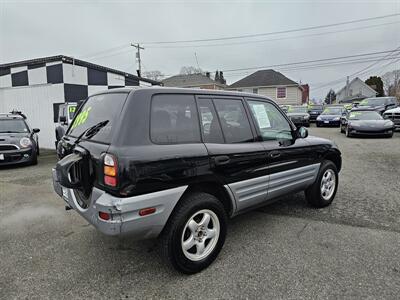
[1,0,399,99]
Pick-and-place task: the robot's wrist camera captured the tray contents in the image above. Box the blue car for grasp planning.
[316,106,344,127]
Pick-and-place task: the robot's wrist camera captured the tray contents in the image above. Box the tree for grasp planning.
[365,76,384,97]
[142,70,164,81]
[180,66,203,75]
[382,69,400,97]
[325,89,336,104]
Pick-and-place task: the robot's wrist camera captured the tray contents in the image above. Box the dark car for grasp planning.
[316,106,344,127]
[383,106,400,131]
[340,108,395,138]
[0,111,40,166]
[358,96,398,115]
[286,105,310,127]
[308,104,324,121]
[52,88,341,274]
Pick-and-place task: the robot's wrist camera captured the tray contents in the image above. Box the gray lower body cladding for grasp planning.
[226,163,320,213]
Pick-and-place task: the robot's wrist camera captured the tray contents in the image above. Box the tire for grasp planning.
[340,125,345,133]
[305,160,338,208]
[36,142,40,156]
[160,192,227,274]
[30,153,38,165]
[316,123,320,127]
[345,127,352,138]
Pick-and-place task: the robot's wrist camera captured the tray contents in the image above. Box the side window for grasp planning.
[150,94,201,144]
[213,98,253,143]
[247,100,292,141]
[197,98,224,143]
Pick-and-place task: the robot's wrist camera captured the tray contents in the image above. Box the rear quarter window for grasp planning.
[150,94,201,144]
[67,93,128,143]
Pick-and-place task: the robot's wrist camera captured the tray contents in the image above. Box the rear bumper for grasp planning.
[316,120,340,127]
[0,148,35,166]
[52,168,187,239]
[290,119,310,127]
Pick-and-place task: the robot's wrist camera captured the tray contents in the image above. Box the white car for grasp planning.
[383,106,400,131]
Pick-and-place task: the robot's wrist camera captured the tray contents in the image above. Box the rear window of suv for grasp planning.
[67,93,128,143]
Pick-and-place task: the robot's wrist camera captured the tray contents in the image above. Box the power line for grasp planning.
[145,21,400,49]
[79,43,131,59]
[141,13,400,45]
[221,49,400,73]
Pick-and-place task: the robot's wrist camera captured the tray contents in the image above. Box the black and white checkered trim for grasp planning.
[0,55,160,102]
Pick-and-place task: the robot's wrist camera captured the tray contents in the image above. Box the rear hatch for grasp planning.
[56,92,129,208]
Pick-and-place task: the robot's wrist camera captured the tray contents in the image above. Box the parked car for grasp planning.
[0,111,40,166]
[307,104,324,122]
[340,108,395,138]
[316,106,344,127]
[55,102,79,148]
[358,96,398,115]
[383,106,400,131]
[52,88,342,274]
[279,105,290,113]
[287,105,310,127]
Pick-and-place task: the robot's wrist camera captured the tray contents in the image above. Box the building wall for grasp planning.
[258,86,301,105]
[0,84,64,149]
[337,79,377,102]
[0,58,154,149]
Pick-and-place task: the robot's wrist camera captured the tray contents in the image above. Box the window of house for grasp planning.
[197,98,224,143]
[150,94,201,144]
[247,100,292,141]
[252,88,258,94]
[213,98,254,143]
[276,87,286,99]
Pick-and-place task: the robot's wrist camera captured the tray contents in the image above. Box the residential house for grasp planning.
[336,77,377,103]
[162,71,227,90]
[228,69,304,105]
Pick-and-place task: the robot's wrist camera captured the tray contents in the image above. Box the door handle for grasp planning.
[269,151,281,159]
[214,155,230,166]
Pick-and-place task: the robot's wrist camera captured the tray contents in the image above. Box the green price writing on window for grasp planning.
[71,107,91,129]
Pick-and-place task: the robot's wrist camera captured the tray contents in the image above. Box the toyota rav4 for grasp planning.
[52,88,341,274]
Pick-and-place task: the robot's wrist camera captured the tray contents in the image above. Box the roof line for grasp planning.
[0,55,160,85]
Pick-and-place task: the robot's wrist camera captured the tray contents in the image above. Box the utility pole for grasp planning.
[131,43,144,77]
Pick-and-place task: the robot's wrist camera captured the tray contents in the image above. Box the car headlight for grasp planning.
[303,115,310,120]
[333,117,340,121]
[20,137,32,148]
[316,116,322,121]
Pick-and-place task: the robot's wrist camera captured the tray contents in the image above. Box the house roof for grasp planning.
[162,73,225,87]
[229,69,299,88]
[0,55,161,85]
[336,77,377,96]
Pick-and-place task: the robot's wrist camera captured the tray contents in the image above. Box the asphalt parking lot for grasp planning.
[1,126,399,299]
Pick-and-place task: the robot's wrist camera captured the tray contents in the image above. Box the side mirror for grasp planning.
[59,116,67,123]
[32,128,40,133]
[296,126,308,139]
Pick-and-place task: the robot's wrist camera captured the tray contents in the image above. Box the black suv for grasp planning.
[52,88,341,274]
[0,111,40,166]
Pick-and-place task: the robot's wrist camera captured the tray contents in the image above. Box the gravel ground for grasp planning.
[0,127,399,299]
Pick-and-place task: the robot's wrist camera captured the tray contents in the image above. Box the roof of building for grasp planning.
[336,77,377,96]
[0,55,160,85]
[229,69,299,88]
[162,73,225,87]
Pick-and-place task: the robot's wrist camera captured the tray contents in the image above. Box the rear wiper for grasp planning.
[74,120,109,145]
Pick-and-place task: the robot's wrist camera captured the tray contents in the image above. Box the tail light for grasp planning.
[104,153,117,187]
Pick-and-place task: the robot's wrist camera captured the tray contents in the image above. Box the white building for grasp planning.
[0,55,160,149]
[336,77,377,103]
